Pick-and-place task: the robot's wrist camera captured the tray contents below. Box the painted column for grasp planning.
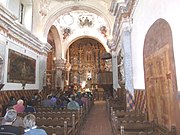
[55,58,66,90]
[39,55,47,90]
[112,52,119,91]
[122,29,134,95]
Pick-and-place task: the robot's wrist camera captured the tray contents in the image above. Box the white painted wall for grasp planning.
[23,4,32,31]
[7,0,20,18]
[131,0,180,90]
[0,34,7,84]
[0,0,8,7]
[0,0,33,32]
[2,38,42,91]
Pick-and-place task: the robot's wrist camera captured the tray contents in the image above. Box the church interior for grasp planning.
[0,0,180,134]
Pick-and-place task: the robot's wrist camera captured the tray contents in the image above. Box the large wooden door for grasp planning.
[144,18,180,132]
[145,44,172,128]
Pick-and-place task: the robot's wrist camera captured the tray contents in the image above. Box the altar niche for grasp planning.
[68,38,106,85]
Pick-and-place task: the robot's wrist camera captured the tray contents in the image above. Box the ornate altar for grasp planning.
[68,38,106,85]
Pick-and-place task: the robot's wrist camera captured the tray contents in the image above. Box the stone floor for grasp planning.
[80,100,113,135]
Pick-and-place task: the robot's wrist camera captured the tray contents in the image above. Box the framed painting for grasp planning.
[7,49,36,84]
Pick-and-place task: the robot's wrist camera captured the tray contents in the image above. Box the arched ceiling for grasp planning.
[53,10,110,51]
[40,1,114,53]
[43,0,113,57]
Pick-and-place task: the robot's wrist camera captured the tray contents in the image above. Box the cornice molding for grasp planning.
[109,0,135,52]
[0,4,51,55]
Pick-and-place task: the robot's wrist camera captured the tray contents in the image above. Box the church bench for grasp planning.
[112,120,177,135]
[152,123,176,135]
[113,122,153,135]
[35,114,80,135]
[40,125,73,135]
[106,98,126,117]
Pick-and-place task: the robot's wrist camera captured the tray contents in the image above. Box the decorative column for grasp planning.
[65,61,71,86]
[78,49,83,83]
[122,24,135,112]
[54,58,66,90]
[107,39,120,92]
[111,52,120,91]
[122,27,134,95]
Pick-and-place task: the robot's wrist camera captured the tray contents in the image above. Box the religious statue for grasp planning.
[0,56,3,83]
[47,77,51,86]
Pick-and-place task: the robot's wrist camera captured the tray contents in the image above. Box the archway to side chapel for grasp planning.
[46,25,62,91]
[143,19,179,130]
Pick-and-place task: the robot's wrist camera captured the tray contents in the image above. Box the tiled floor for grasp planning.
[80,100,113,135]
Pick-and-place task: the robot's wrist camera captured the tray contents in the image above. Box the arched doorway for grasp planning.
[47,25,62,91]
[143,19,179,129]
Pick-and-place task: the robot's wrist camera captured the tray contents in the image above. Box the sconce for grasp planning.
[0,84,4,90]
[21,81,26,90]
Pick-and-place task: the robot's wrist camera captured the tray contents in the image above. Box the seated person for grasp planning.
[13,99,25,113]
[31,93,41,106]
[23,114,47,135]
[0,109,20,135]
[41,95,55,107]
[75,96,84,107]
[51,95,57,103]
[24,101,36,113]
[55,99,64,109]
[1,107,23,127]
[8,96,16,106]
[81,93,88,106]
[67,95,80,110]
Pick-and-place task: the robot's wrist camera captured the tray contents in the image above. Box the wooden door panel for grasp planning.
[145,44,172,128]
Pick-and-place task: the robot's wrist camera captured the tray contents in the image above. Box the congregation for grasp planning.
[0,85,94,135]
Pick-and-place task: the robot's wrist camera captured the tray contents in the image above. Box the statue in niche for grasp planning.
[86,43,92,61]
[0,56,3,83]
[86,50,91,61]
[47,77,51,86]
[56,76,61,87]
[73,75,78,84]
[120,50,125,82]
[43,72,46,86]
[86,71,92,88]
[87,71,92,81]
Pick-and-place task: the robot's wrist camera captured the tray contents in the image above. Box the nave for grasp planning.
[1,0,180,134]
[80,101,112,135]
